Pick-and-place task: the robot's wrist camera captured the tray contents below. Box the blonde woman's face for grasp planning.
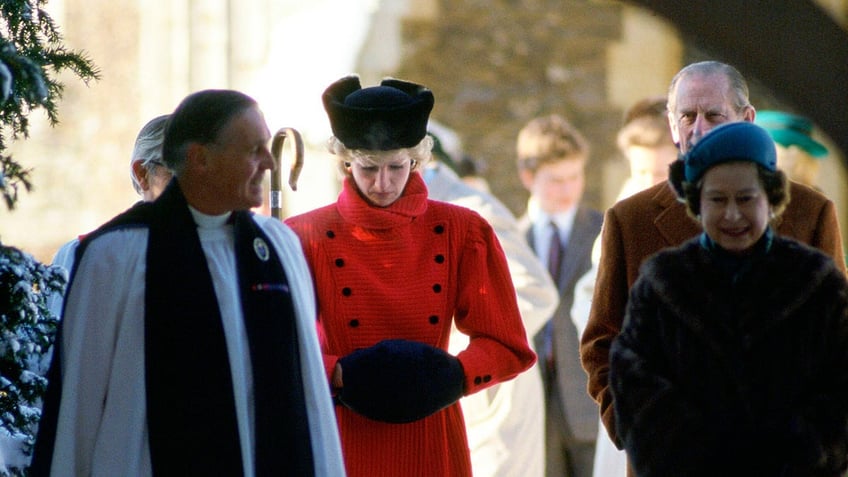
[626,143,678,189]
[699,161,770,254]
[349,151,414,207]
[776,144,820,187]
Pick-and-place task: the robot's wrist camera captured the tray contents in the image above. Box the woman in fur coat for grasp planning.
[610,122,848,477]
[285,75,536,477]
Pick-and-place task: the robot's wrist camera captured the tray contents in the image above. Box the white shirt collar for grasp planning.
[188,205,232,229]
[527,198,578,259]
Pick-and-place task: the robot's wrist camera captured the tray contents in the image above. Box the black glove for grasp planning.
[337,339,465,423]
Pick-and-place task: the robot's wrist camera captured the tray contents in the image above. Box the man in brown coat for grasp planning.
[580,60,846,471]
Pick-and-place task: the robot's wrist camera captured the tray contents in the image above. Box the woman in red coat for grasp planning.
[285,75,536,477]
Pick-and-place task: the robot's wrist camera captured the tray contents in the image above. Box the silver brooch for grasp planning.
[253,237,270,262]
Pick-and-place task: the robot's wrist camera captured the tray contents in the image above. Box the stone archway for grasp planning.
[628,0,848,159]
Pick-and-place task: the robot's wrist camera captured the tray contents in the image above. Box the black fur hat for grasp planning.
[322,75,434,151]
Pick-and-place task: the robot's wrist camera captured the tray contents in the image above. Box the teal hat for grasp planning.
[683,122,776,182]
[754,110,828,158]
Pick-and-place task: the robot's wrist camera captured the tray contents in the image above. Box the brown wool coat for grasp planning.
[581,179,846,452]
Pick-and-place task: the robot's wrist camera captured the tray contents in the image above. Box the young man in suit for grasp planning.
[580,60,845,476]
[517,113,603,477]
[426,122,558,477]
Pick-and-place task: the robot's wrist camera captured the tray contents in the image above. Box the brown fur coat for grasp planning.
[611,233,848,477]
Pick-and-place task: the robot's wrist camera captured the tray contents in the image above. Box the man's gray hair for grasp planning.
[130,114,170,194]
[667,61,751,115]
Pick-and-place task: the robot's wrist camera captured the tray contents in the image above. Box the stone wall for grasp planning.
[377,0,848,231]
[2,0,845,263]
[395,0,625,216]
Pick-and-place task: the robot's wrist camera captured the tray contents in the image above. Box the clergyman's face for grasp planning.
[699,161,770,254]
[203,106,274,211]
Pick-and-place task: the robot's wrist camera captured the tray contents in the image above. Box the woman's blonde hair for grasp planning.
[328,134,434,177]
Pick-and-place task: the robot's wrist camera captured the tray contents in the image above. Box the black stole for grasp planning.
[31,182,314,476]
[230,210,315,477]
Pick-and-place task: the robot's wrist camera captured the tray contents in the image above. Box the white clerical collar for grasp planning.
[188,205,232,229]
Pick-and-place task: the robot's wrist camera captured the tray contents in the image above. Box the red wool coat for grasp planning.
[286,173,536,477]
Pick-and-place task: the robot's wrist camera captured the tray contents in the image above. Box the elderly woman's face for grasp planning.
[699,161,770,254]
[349,151,414,207]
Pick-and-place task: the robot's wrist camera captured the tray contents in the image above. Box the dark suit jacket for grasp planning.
[581,180,846,448]
[522,203,603,441]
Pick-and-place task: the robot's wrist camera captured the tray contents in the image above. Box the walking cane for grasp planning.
[270,127,304,220]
